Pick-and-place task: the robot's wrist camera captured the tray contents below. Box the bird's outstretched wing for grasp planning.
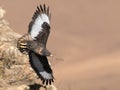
[28,51,54,85]
[28,4,51,44]
[28,4,51,56]
[17,4,51,56]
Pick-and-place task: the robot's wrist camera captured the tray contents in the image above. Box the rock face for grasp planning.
[0,7,38,90]
[0,7,6,19]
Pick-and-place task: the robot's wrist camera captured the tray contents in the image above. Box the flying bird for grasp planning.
[17,4,54,85]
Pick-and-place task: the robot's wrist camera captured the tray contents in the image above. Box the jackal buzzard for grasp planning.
[17,4,54,85]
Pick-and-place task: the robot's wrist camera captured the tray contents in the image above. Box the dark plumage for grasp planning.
[29,51,54,85]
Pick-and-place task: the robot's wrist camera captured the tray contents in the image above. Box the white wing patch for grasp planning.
[40,71,53,79]
[30,14,50,39]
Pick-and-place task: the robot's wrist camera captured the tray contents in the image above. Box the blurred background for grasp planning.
[1,0,120,90]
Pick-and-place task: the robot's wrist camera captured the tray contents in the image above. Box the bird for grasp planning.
[17,4,54,85]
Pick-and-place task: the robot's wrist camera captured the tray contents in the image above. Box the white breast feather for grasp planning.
[30,14,50,39]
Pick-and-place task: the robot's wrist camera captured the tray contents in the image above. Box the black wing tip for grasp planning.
[29,4,51,33]
[32,4,51,20]
[40,73,54,85]
[42,79,54,85]
[41,74,54,85]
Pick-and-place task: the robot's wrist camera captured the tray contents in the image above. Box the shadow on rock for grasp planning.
[29,83,43,90]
